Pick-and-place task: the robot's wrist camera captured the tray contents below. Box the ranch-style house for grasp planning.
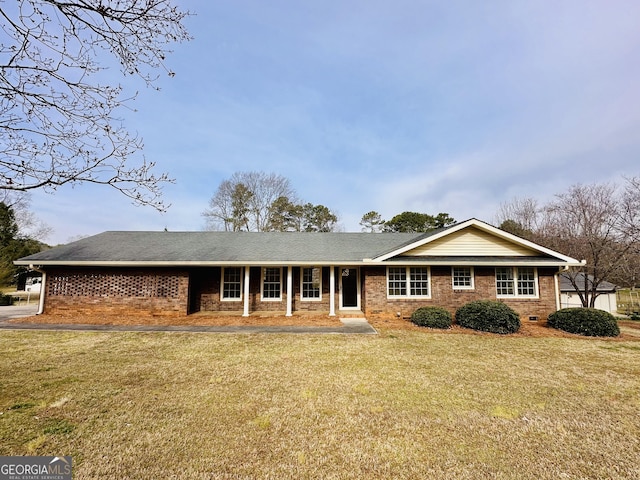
[15,219,583,322]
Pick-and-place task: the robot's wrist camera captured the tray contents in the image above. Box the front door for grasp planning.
[340,267,359,309]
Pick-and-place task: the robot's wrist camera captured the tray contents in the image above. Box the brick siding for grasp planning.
[42,265,560,321]
[363,266,559,321]
[44,267,189,316]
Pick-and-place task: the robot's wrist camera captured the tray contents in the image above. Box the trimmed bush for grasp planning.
[455,300,520,334]
[0,293,14,306]
[547,308,620,337]
[410,306,452,329]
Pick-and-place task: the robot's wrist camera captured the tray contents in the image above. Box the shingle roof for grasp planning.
[559,272,617,292]
[15,219,581,267]
[15,231,421,265]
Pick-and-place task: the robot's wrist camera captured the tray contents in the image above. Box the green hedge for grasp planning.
[410,306,452,329]
[0,293,14,306]
[455,300,520,334]
[547,308,620,337]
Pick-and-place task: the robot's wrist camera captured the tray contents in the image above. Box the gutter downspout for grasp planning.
[29,264,46,315]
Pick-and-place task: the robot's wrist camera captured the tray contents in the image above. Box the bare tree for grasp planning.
[0,191,51,240]
[497,180,640,307]
[203,172,297,231]
[495,197,542,240]
[0,1,191,210]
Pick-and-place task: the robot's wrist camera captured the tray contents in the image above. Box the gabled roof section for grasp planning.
[369,218,582,266]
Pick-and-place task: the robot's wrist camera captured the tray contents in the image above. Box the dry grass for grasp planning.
[1,327,639,479]
[14,312,343,327]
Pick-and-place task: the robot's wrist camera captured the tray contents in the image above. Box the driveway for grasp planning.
[0,305,38,321]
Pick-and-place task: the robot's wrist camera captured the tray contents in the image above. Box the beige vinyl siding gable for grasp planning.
[404,227,540,257]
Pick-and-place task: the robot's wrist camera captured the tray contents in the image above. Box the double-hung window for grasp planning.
[262,267,282,301]
[222,267,242,301]
[387,267,430,298]
[452,267,474,290]
[301,267,322,300]
[495,267,538,298]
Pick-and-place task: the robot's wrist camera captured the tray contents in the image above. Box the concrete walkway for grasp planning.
[0,305,38,321]
[0,314,377,335]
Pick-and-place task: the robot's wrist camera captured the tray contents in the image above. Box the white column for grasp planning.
[286,265,293,316]
[553,270,561,312]
[243,266,250,317]
[329,266,336,316]
[37,271,46,315]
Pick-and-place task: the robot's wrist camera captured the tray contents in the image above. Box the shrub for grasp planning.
[630,312,640,321]
[455,300,520,334]
[547,308,620,337]
[0,293,14,306]
[410,306,452,329]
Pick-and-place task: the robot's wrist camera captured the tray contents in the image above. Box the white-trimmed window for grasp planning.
[261,267,282,301]
[301,267,322,301]
[452,267,474,290]
[387,267,430,298]
[495,267,538,298]
[222,267,242,301]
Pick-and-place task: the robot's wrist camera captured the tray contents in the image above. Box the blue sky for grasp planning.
[30,0,640,244]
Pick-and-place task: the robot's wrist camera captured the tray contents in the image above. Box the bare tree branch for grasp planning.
[0,0,191,210]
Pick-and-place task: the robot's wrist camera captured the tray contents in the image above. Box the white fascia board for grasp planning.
[371,218,582,264]
[364,259,581,267]
[15,260,362,267]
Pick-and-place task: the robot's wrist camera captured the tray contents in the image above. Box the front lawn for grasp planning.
[1,328,639,479]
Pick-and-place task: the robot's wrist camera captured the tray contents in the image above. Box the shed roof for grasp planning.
[559,272,617,292]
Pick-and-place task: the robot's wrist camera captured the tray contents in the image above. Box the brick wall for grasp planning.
[44,267,189,316]
[191,266,331,313]
[43,265,561,320]
[363,266,559,321]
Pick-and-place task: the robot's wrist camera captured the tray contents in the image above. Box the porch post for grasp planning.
[243,266,250,317]
[329,266,336,317]
[286,265,293,317]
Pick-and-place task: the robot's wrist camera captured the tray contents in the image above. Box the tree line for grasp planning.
[202,172,457,234]
[496,176,640,305]
[202,172,339,232]
[0,193,49,286]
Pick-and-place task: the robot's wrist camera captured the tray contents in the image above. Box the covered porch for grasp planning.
[188,265,363,317]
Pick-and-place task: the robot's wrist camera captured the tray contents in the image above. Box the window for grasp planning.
[452,267,474,289]
[517,267,536,296]
[387,267,407,296]
[222,267,242,301]
[410,267,429,296]
[301,267,322,300]
[261,267,282,301]
[387,267,430,298]
[495,268,514,296]
[495,267,538,298]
